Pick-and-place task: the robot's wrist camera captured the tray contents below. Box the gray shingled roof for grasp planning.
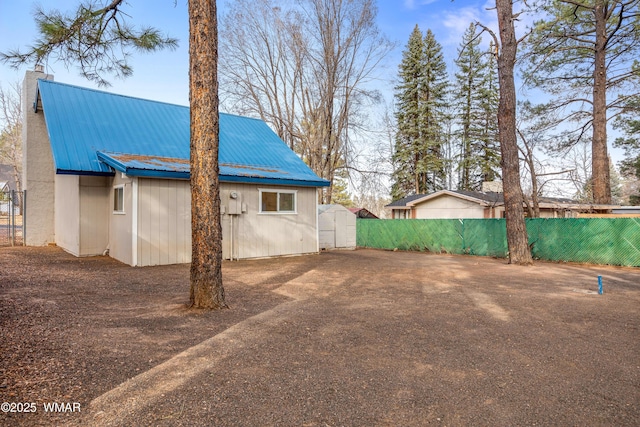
[386,194,428,207]
[0,164,18,191]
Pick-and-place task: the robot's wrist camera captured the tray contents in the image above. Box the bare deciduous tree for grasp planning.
[219,0,392,203]
[0,82,23,197]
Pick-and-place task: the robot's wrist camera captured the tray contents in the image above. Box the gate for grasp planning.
[0,190,25,246]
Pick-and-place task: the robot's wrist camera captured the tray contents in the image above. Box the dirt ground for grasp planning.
[1,246,639,426]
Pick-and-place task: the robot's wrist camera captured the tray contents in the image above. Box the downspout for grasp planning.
[230,214,234,261]
[131,177,138,266]
[316,188,320,253]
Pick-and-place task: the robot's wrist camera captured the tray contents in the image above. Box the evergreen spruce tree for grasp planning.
[478,41,501,185]
[453,23,484,190]
[391,26,448,199]
[453,24,500,191]
[392,25,424,200]
[421,29,449,192]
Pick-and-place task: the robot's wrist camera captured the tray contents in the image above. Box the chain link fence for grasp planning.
[357,218,640,267]
[0,190,25,246]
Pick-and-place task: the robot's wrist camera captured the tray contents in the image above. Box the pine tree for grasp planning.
[331,176,355,207]
[614,91,640,183]
[2,0,227,308]
[522,0,640,204]
[392,26,448,199]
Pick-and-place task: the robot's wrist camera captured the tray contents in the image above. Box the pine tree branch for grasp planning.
[0,1,178,86]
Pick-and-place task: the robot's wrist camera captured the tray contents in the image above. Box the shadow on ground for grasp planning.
[1,247,639,426]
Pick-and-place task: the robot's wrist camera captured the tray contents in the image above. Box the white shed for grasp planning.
[318,204,356,250]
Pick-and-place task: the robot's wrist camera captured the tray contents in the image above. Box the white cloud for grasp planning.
[440,1,540,47]
[440,3,498,48]
[404,0,440,10]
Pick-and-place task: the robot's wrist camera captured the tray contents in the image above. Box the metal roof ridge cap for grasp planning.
[38,79,190,109]
[37,80,272,120]
[219,111,265,122]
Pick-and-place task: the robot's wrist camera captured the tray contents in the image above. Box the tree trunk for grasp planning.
[592,0,611,205]
[496,0,533,265]
[523,140,540,218]
[522,191,534,218]
[188,0,228,309]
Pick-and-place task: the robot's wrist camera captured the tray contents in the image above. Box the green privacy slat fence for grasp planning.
[356,218,640,267]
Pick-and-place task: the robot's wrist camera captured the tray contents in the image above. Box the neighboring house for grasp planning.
[612,206,640,215]
[318,204,356,250]
[348,207,379,219]
[22,70,329,266]
[0,182,19,215]
[0,164,18,192]
[387,190,616,219]
[578,206,640,218]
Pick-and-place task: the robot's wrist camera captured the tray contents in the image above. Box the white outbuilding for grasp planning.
[318,204,356,250]
[21,70,330,266]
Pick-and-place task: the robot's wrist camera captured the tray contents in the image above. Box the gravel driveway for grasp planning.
[1,246,639,426]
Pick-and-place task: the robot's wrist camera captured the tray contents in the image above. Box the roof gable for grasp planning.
[386,189,618,212]
[387,190,503,208]
[37,80,329,187]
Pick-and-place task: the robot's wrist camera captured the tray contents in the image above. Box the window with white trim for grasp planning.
[259,189,297,213]
[113,185,125,213]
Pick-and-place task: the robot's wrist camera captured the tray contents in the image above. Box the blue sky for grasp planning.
[1,0,627,196]
[0,0,498,106]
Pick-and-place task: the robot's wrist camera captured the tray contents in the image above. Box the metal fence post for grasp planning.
[22,189,26,246]
[10,190,15,246]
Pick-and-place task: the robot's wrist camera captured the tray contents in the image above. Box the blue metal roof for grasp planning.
[37,80,329,187]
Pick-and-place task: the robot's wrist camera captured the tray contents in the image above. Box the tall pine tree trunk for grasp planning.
[188,0,227,309]
[592,0,611,205]
[496,0,533,265]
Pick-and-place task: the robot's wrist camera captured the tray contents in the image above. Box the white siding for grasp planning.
[414,195,487,219]
[79,176,110,256]
[220,184,319,260]
[109,174,134,265]
[136,178,191,267]
[318,204,356,250]
[55,175,110,257]
[110,178,319,266]
[54,175,80,255]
